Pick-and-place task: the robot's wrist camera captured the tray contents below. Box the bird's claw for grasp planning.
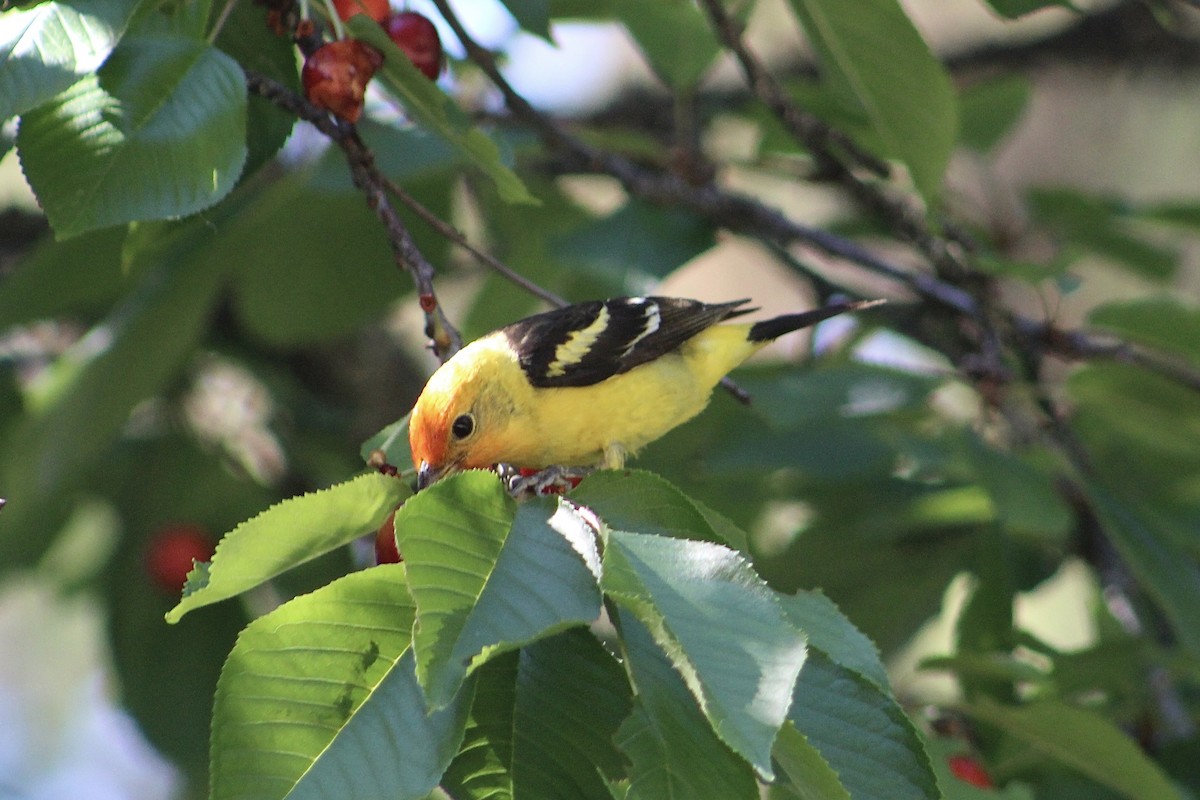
[499,464,591,499]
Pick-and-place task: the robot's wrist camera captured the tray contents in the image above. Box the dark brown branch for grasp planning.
[244,70,462,359]
[428,0,980,319]
[1018,319,1200,393]
[694,0,888,178]
[696,0,977,281]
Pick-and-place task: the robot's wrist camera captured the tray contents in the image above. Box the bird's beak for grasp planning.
[416,461,449,491]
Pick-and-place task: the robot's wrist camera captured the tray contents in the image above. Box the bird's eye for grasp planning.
[451,413,475,440]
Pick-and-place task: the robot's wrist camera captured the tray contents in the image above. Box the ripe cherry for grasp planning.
[947,755,994,789]
[384,11,442,80]
[145,523,215,595]
[332,0,389,22]
[301,39,384,123]
[375,510,402,564]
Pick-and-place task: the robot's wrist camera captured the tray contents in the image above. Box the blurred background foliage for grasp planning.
[1,0,1199,797]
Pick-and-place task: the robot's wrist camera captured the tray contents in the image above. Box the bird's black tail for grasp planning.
[747,299,886,342]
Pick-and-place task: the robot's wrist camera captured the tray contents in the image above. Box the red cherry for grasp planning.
[375,510,402,564]
[384,11,443,80]
[301,39,384,123]
[332,0,389,22]
[145,524,215,595]
[947,755,994,789]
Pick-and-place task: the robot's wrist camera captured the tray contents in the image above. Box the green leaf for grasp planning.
[0,226,128,329]
[958,76,1031,152]
[347,16,537,206]
[736,364,942,430]
[0,0,138,120]
[772,722,853,800]
[981,0,1074,19]
[616,612,759,800]
[394,472,603,707]
[1083,481,1200,661]
[360,413,411,471]
[964,698,1183,800]
[211,0,296,179]
[553,199,716,292]
[611,0,720,88]
[0,220,229,567]
[217,176,402,346]
[165,472,410,622]
[964,440,1072,540]
[573,469,745,550]
[211,565,472,800]
[1029,189,1178,281]
[499,0,551,39]
[603,530,807,778]
[790,651,939,800]
[785,0,957,200]
[17,35,247,239]
[285,649,473,800]
[1089,296,1200,367]
[778,589,890,690]
[443,629,632,799]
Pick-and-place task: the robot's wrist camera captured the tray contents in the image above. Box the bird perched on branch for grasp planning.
[409,296,883,490]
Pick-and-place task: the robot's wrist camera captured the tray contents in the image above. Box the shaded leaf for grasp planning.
[603,530,807,778]
[1084,481,1200,661]
[964,698,1182,800]
[348,16,537,205]
[611,0,719,88]
[440,630,632,800]
[573,468,745,550]
[959,76,1031,152]
[772,722,852,800]
[499,0,551,39]
[982,0,1075,19]
[0,226,128,329]
[1029,189,1177,281]
[1088,296,1200,367]
[790,651,939,800]
[778,589,889,690]
[166,472,411,622]
[785,0,957,200]
[0,220,230,568]
[616,612,759,800]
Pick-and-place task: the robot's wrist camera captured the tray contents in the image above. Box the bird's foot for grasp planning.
[499,464,591,499]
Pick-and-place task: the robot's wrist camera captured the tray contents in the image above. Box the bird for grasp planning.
[408,295,883,490]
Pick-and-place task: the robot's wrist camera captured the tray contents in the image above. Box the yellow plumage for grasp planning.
[408,296,879,489]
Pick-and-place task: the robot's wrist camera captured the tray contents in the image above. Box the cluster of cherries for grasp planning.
[302,1,443,123]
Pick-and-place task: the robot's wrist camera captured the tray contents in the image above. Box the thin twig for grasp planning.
[380,175,569,308]
[696,0,974,279]
[428,0,980,320]
[695,0,888,178]
[244,70,462,359]
[1017,319,1200,393]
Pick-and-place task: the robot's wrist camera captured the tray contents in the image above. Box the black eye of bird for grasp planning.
[451,413,475,439]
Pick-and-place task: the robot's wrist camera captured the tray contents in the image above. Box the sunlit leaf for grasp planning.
[17,35,247,239]
[603,530,806,778]
[394,471,603,707]
[165,472,410,622]
[0,0,137,119]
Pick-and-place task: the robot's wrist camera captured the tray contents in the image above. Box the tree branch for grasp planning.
[244,69,462,359]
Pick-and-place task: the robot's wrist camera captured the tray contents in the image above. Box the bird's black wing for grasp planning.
[503,296,753,388]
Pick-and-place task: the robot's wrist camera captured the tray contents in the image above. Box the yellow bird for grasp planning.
[409,296,881,489]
